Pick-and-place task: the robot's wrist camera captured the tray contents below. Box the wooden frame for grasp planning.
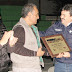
[41,34,71,58]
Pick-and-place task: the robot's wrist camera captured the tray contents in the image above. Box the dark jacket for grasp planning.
[39,21,72,63]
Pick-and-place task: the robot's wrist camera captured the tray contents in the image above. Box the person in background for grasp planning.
[39,4,72,72]
[0,30,17,72]
[7,3,45,72]
[0,30,15,48]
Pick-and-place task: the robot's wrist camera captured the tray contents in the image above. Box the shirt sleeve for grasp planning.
[8,26,37,56]
[39,24,57,37]
[42,46,49,56]
[69,51,72,59]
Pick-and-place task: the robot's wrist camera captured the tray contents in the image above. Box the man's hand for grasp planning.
[63,52,70,57]
[37,47,45,56]
[56,53,64,58]
[9,35,18,47]
[56,52,70,58]
[0,31,14,46]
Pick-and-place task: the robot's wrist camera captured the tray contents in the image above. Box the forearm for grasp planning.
[8,42,37,56]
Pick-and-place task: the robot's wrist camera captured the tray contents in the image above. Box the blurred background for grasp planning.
[0,0,72,31]
[0,0,72,72]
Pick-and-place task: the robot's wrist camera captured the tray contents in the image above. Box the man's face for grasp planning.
[60,10,72,26]
[29,6,39,25]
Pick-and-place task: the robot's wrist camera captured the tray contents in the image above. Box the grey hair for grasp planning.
[21,3,37,18]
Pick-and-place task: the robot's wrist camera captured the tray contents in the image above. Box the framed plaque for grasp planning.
[41,34,71,58]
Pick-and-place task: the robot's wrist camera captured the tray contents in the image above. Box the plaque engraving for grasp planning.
[41,34,71,57]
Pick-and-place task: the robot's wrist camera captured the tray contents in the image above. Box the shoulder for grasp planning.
[54,21,61,25]
[13,25,24,31]
[51,21,63,28]
[13,25,25,36]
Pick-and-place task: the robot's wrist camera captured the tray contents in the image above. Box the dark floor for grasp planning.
[42,56,54,72]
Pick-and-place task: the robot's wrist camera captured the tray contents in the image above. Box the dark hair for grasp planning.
[62,4,72,16]
[21,3,37,18]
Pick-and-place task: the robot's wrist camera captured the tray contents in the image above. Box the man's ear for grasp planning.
[27,12,32,17]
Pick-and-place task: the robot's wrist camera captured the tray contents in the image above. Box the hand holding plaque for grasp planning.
[41,34,71,58]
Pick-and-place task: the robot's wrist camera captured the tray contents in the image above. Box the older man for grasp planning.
[8,3,45,72]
